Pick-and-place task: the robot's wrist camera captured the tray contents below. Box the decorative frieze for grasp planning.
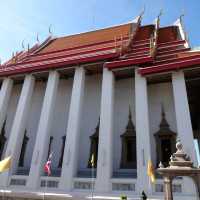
[10,178,26,186]
[40,180,59,188]
[155,183,182,193]
[74,181,92,190]
[112,183,135,191]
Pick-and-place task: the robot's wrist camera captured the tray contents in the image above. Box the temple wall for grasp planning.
[148,82,177,165]
[0,75,197,197]
[78,74,102,170]
[3,84,22,158]
[113,78,135,171]
[50,78,73,169]
[23,81,46,169]
[0,78,192,176]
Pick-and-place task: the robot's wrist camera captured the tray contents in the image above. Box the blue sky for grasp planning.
[0,0,200,62]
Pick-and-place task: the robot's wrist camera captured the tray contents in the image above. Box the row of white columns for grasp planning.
[0,67,197,194]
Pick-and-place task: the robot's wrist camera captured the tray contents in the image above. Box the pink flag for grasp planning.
[44,153,52,176]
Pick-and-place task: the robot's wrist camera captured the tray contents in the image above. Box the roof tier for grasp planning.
[1,17,200,77]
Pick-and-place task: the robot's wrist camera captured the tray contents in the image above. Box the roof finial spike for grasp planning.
[21,39,25,50]
[49,24,53,36]
[180,9,185,22]
[158,9,163,19]
[140,5,145,18]
[129,106,132,119]
[27,43,30,52]
[36,33,40,43]
[161,103,165,118]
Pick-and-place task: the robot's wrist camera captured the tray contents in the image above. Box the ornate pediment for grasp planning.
[154,106,176,138]
[120,108,137,169]
[121,109,136,138]
[88,118,100,168]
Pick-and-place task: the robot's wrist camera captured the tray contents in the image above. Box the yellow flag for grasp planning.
[0,156,11,173]
[147,160,156,184]
[90,154,95,167]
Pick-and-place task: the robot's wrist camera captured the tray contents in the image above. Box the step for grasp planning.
[125,50,149,58]
[156,53,178,61]
[129,47,150,54]
[158,44,185,53]
[158,40,185,47]
[153,55,198,67]
[124,53,149,60]
[134,38,150,45]
[132,42,150,49]
[157,48,190,56]
[155,57,179,65]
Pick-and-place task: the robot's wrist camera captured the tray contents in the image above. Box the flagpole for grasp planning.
[91,165,94,200]
[4,167,10,200]
[0,156,12,200]
[43,175,48,200]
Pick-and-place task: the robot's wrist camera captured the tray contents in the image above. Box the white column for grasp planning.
[0,78,13,132]
[135,68,152,194]
[59,67,85,191]
[95,68,114,192]
[172,71,197,194]
[27,71,59,189]
[172,71,197,163]
[0,75,35,187]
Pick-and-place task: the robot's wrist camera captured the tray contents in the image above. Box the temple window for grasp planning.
[0,120,7,160]
[120,109,137,169]
[58,136,66,168]
[154,107,176,167]
[87,118,99,168]
[18,130,29,167]
[47,136,53,159]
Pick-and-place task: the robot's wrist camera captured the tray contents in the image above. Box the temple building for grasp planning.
[0,13,200,199]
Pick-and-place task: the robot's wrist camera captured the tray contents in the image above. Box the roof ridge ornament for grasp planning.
[180,9,185,22]
[27,43,30,53]
[173,9,190,48]
[139,5,145,21]
[132,6,145,24]
[158,9,163,19]
[36,33,40,44]
[154,9,163,28]
[49,24,53,37]
[21,39,25,50]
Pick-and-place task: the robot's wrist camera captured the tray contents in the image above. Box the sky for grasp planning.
[0,0,200,61]
[0,0,200,62]
[0,0,200,164]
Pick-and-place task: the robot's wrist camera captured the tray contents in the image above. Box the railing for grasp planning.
[154,179,182,193]
[111,178,136,192]
[9,175,28,187]
[73,177,94,190]
[40,176,60,189]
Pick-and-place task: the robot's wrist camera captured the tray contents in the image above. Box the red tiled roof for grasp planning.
[1,19,200,77]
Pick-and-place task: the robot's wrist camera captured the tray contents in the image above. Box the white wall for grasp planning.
[148,82,177,165]
[23,81,46,169]
[78,74,102,171]
[3,83,22,158]
[49,78,73,169]
[113,78,135,171]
